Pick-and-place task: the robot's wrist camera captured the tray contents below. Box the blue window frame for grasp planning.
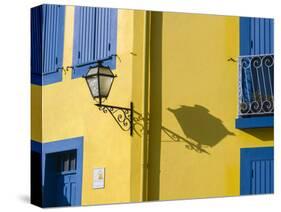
[31,137,83,207]
[72,7,118,79]
[240,147,274,195]
[236,17,274,129]
[31,5,65,85]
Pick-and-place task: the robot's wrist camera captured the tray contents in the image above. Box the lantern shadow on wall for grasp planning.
[167,105,235,148]
[132,104,235,154]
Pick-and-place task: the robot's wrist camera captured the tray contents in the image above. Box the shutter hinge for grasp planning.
[78,51,81,59]
[108,43,111,51]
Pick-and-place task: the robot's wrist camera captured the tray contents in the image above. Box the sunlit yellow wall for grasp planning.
[146,12,274,200]
[31,6,136,205]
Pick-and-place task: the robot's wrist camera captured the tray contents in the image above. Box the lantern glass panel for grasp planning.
[99,75,114,97]
[87,67,98,75]
[86,76,99,97]
[85,66,115,101]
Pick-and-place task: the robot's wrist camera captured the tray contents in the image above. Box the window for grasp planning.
[31,5,65,85]
[72,7,118,78]
[56,150,77,173]
[236,18,274,129]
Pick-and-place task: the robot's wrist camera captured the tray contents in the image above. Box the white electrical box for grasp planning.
[93,168,105,189]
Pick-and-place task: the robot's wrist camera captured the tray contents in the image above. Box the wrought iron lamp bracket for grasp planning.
[96,102,133,136]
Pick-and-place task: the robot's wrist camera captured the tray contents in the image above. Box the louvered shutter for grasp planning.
[240,17,273,56]
[72,7,118,78]
[31,5,65,85]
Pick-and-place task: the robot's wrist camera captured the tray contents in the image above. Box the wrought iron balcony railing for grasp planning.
[238,54,274,117]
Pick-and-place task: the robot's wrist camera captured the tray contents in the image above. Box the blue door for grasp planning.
[31,137,83,208]
[241,147,274,195]
[45,150,78,207]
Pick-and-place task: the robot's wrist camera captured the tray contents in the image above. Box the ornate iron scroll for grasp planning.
[238,54,274,116]
[96,103,133,136]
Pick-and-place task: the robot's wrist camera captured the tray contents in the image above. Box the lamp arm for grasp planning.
[96,103,133,136]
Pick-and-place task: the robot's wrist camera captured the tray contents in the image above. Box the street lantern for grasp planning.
[84,65,116,105]
[84,63,133,136]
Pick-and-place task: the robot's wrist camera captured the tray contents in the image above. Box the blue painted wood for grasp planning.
[241,147,274,195]
[240,17,251,56]
[31,5,65,85]
[250,159,273,195]
[260,19,265,54]
[240,17,274,55]
[31,6,43,82]
[235,116,273,129]
[260,160,265,193]
[72,7,117,78]
[268,19,274,54]
[45,153,58,206]
[270,160,274,193]
[251,161,255,194]
[57,173,77,205]
[31,137,83,207]
[239,17,274,110]
[31,140,43,153]
[265,160,270,193]
[54,150,77,206]
[255,160,261,194]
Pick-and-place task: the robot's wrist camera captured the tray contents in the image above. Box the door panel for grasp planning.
[44,150,78,207]
[251,159,273,194]
[241,147,274,195]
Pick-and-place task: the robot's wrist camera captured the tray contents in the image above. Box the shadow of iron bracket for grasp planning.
[96,102,133,136]
[161,126,209,154]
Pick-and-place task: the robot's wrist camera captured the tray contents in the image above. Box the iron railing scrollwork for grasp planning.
[238,54,274,117]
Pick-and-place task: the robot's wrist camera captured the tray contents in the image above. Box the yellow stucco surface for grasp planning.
[146,12,273,200]
[32,6,134,205]
[31,7,273,205]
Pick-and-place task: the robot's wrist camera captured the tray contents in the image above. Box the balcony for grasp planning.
[236,54,274,129]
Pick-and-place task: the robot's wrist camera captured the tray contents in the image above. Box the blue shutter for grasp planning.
[31,5,65,85]
[31,6,43,79]
[241,147,274,195]
[72,7,117,78]
[240,17,274,55]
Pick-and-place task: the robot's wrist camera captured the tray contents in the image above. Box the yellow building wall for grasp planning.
[145,12,273,200]
[31,6,136,205]
[31,84,42,141]
[31,7,274,205]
